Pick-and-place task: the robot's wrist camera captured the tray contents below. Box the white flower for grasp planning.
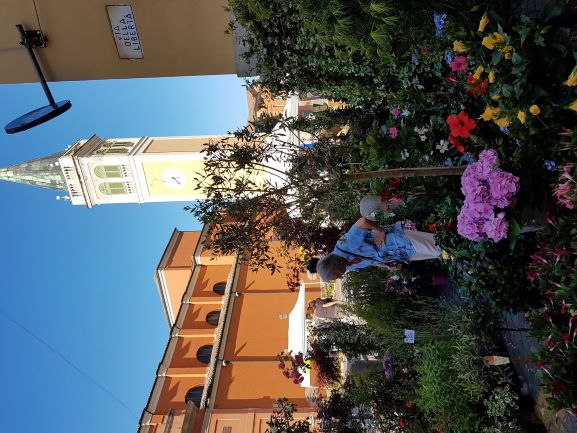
[401,109,411,117]
[414,126,428,142]
[436,139,449,153]
[401,149,409,160]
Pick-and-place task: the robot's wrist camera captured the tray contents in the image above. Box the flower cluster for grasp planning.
[382,352,395,380]
[457,149,519,242]
[553,164,576,210]
[277,351,309,384]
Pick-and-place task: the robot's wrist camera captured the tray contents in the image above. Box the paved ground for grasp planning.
[440,283,577,433]
[500,312,577,433]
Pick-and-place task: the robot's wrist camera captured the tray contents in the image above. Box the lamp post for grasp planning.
[4,24,72,134]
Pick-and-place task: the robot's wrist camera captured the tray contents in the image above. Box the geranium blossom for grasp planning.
[449,55,468,72]
[447,111,476,138]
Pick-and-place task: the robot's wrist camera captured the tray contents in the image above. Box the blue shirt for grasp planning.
[332,222,416,270]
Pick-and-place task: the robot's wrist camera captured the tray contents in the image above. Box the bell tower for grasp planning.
[1,133,248,207]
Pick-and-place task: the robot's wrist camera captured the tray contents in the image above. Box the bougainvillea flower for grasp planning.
[450,55,468,72]
[453,40,466,53]
[530,104,541,115]
[478,13,489,32]
[517,111,527,124]
[448,134,465,154]
[447,111,476,138]
[564,68,577,86]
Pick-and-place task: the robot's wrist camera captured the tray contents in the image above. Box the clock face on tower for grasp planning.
[162,168,185,189]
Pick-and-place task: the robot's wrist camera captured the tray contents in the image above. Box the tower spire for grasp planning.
[0,152,67,191]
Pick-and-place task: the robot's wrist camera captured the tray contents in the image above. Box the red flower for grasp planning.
[445,222,456,232]
[446,73,458,84]
[428,223,438,233]
[447,111,476,138]
[563,333,571,345]
[553,383,566,395]
[561,303,569,315]
[465,74,488,96]
[420,47,429,56]
[544,335,555,348]
[405,401,414,409]
[399,417,407,429]
[448,134,465,154]
[526,272,538,282]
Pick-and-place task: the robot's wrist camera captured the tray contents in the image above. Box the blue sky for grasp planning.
[0,76,247,432]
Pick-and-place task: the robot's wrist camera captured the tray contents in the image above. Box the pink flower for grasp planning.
[403,220,417,230]
[526,272,538,282]
[391,107,401,117]
[544,335,555,348]
[449,56,468,72]
[484,212,509,242]
[389,127,399,138]
[561,303,569,315]
[488,171,519,208]
[278,362,286,369]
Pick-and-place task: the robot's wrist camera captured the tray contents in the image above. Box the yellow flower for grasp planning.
[501,45,513,59]
[529,104,541,115]
[493,32,505,44]
[473,66,484,80]
[491,94,501,101]
[488,70,496,83]
[517,110,526,124]
[453,40,466,53]
[441,250,451,260]
[478,13,489,32]
[482,35,496,50]
[564,68,577,86]
[480,106,500,121]
[494,117,510,127]
[568,99,577,112]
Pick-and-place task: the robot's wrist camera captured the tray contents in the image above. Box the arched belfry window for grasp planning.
[196,345,213,364]
[185,386,203,408]
[213,282,226,295]
[98,182,127,195]
[94,165,123,179]
[205,310,220,327]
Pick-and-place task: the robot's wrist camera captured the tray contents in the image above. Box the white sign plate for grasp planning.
[404,329,415,344]
[106,5,144,59]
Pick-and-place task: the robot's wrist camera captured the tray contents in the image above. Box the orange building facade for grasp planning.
[138,227,322,433]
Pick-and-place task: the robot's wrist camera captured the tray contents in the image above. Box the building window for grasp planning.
[98,182,127,195]
[94,165,123,179]
[95,140,134,155]
[222,428,232,433]
[196,345,213,364]
[213,282,226,295]
[185,386,203,408]
[205,310,220,327]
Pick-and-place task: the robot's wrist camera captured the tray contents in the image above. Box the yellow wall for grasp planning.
[142,160,206,196]
[0,0,235,84]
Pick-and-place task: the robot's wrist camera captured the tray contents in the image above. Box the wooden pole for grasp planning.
[344,165,467,181]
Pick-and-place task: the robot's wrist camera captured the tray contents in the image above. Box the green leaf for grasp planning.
[511,52,522,65]
[533,33,545,47]
[501,84,512,97]
[543,2,564,22]
[492,51,503,65]
[508,219,521,251]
